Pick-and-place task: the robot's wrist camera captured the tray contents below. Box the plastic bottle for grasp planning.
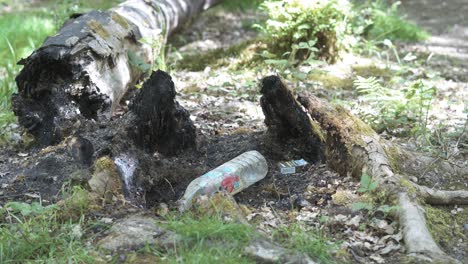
[178,150,268,212]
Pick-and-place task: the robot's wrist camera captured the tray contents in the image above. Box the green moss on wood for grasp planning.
[111,12,129,30]
[87,19,110,39]
[383,144,401,172]
[399,178,417,194]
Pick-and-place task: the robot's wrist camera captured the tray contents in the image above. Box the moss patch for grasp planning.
[383,144,401,172]
[111,12,129,30]
[176,39,264,71]
[352,64,393,81]
[399,178,417,194]
[87,19,110,39]
[425,205,467,252]
[309,73,353,90]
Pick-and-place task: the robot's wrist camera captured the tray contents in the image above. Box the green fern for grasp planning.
[354,76,382,94]
[353,76,436,138]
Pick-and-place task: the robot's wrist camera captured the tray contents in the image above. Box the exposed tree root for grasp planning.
[414,184,468,205]
[259,75,465,263]
[398,192,452,263]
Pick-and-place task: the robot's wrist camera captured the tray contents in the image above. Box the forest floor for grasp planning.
[0,0,466,263]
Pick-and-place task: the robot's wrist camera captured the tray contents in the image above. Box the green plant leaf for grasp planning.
[6,202,32,216]
[368,181,378,192]
[352,202,373,212]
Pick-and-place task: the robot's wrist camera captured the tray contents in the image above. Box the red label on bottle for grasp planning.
[221,175,240,193]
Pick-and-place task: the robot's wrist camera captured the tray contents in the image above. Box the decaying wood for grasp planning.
[128,70,196,155]
[4,70,199,206]
[13,0,220,145]
[259,75,467,263]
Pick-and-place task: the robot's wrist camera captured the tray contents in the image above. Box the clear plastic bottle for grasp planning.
[179,150,268,212]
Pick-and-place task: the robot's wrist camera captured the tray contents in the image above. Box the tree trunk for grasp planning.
[12,0,221,145]
[259,75,468,263]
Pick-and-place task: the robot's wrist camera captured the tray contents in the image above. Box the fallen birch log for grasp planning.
[13,0,220,145]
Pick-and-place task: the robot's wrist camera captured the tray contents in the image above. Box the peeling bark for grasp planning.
[259,75,466,263]
[13,0,221,145]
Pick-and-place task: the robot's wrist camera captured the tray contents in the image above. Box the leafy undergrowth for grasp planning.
[360,1,429,42]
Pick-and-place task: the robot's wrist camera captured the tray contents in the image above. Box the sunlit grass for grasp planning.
[0,186,94,263]
[162,213,255,263]
[0,11,58,142]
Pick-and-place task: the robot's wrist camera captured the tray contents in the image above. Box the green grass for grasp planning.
[272,224,337,264]
[359,0,429,42]
[162,213,255,263]
[0,216,93,263]
[0,11,58,143]
[0,187,94,263]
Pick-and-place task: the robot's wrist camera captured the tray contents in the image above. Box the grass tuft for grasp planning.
[272,224,337,264]
[162,213,255,263]
[0,186,94,263]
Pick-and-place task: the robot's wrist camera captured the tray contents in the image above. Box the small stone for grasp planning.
[334,214,348,222]
[245,239,316,264]
[156,203,169,216]
[65,36,80,47]
[464,224,468,231]
[71,224,82,239]
[69,136,94,166]
[100,217,113,224]
[408,176,418,183]
[296,211,319,223]
[98,215,181,251]
[88,156,123,201]
[294,196,312,210]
